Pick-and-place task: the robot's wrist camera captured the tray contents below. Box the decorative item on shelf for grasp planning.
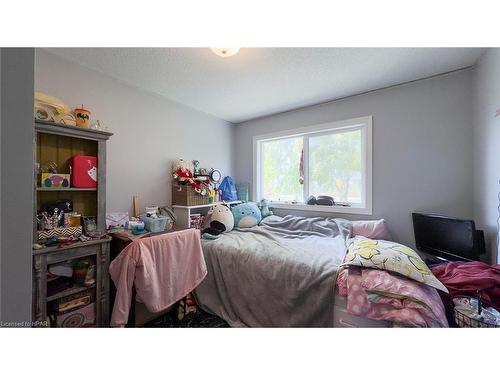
[74,105,91,128]
[40,173,70,189]
[70,155,97,188]
[37,226,83,242]
[172,159,208,196]
[38,209,64,231]
[74,104,90,129]
[83,216,97,234]
[73,258,92,285]
[39,161,70,189]
[192,160,201,175]
[34,92,76,126]
[67,213,82,227]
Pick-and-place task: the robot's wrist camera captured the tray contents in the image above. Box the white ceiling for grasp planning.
[45,48,484,123]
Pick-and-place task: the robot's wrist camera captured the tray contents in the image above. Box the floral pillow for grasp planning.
[342,237,448,293]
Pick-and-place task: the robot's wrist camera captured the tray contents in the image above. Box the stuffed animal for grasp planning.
[172,159,207,195]
[232,202,262,228]
[202,203,234,236]
[257,199,273,218]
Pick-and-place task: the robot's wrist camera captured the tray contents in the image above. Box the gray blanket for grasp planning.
[194,215,352,327]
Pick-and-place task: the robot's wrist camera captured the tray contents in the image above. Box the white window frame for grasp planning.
[253,116,373,215]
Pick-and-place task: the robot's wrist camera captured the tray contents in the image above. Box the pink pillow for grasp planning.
[352,219,391,240]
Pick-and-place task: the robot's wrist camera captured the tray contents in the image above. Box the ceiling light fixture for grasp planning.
[210,47,240,58]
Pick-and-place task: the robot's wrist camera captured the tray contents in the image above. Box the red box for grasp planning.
[71,155,97,188]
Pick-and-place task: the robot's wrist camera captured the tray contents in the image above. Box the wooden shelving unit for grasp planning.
[32,120,113,327]
[37,187,97,192]
[172,201,241,229]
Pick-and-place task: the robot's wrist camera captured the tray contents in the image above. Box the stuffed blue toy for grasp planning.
[232,202,262,228]
[257,199,273,218]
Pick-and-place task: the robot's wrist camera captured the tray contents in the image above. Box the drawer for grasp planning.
[46,245,99,264]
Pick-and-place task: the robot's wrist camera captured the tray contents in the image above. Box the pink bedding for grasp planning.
[337,267,448,327]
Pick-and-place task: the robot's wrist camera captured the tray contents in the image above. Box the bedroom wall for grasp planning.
[233,70,474,249]
[473,49,500,264]
[35,49,234,215]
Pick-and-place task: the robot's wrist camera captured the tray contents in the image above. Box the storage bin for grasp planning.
[141,215,173,233]
[37,226,82,241]
[172,183,209,206]
[40,173,70,189]
[71,155,97,188]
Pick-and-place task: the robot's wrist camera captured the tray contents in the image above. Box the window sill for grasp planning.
[268,202,373,215]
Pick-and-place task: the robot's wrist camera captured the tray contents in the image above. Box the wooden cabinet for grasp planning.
[32,120,113,327]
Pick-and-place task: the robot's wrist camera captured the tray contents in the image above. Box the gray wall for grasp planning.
[234,70,474,248]
[35,49,234,215]
[0,48,34,324]
[473,49,500,264]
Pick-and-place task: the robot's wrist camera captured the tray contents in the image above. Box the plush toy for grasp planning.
[232,202,262,228]
[172,159,207,195]
[202,203,234,236]
[257,199,273,218]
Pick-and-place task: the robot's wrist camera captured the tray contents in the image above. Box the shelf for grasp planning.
[47,284,95,302]
[37,187,97,192]
[172,200,242,209]
[33,236,112,255]
[35,119,113,141]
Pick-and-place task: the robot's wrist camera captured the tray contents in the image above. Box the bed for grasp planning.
[194,215,395,327]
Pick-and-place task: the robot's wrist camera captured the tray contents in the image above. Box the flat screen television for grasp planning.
[412,213,485,261]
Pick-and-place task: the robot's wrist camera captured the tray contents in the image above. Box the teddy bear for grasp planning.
[172,159,206,195]
[257,199,273,218]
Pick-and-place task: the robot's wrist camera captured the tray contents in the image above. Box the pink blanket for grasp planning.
[338,267,448,327]
[431,261,500,310]
[109,229,207,327]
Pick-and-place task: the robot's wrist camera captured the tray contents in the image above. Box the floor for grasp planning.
[145,307,230,328]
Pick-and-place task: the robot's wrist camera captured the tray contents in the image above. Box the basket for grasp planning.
[141,215,173,233]
[453,296,500,328]
[37,226,82,241]
[172,183,209,206]
[454,307,499,328]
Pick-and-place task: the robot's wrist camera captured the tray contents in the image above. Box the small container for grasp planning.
[71,155,97,188]
[74,105,91,128]
[68,214,82,227]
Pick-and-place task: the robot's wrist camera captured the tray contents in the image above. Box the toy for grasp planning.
[202,203,234,236]
[172,159,207,196]
[232,202,262,228]
[257,199,273,218]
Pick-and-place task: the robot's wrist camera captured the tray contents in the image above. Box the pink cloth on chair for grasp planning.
[109,229,207,327]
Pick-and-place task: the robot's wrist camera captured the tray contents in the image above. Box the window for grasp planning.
[253,116,372,214]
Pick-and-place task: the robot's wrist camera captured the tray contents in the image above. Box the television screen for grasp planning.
[412,213,482,261]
